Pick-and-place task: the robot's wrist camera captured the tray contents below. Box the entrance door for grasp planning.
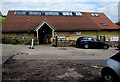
[39,31,45,44]
[38,23,52,44]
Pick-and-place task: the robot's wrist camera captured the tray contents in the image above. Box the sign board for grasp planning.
[110,37,119,41]
[57,35,66,41]
[76,32,81,35]
[69,32,75,35]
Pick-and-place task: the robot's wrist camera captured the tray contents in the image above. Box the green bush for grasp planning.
[25,41,32,45]
[11,40,21,45]
[2,38,22,45]
[2,37,39,45]
[25,41,38,45]
[2,38,10,44]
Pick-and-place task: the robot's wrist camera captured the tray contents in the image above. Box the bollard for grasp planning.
[55,36,58,47]
[29,39,34,49]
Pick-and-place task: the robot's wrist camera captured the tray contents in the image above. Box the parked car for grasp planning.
[76,37,109,49]
[117,44,120,49]
[101,52,120,82]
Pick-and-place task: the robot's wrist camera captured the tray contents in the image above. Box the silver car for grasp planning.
[101,52,120,82]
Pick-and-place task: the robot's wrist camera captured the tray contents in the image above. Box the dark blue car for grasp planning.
[76,37,109,49]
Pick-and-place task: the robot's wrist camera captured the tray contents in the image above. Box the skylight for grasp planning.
[91,13,99,17]
[101,23,108,26]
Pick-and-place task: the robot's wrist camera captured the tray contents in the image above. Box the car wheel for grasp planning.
[103,45,109,49]
[102,73,115,82]
[101,69,120,82]
[102,73,119,82]
[84,44,89,49]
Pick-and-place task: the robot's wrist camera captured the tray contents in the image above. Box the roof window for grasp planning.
[91,13,99,17]
[101,23,108,26]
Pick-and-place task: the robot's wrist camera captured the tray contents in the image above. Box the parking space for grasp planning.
[12,45,119,60]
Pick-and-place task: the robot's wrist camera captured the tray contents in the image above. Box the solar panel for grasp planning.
[14,11,83,16]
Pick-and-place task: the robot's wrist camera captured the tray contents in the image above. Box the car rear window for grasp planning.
[110,52,120,62]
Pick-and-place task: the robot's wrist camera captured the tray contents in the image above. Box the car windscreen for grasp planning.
[110,52,120,62]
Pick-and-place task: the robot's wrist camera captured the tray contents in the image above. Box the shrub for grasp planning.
[11,40,21,45]
[25,41,32,45]
[2,38,10,44]
[2,38,22,45]
[25,41,38,45]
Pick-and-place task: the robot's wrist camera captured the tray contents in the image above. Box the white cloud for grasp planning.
[1,2,97,13]
[2,0,87,2]
[97,2,118,22]
[2,0,120,2]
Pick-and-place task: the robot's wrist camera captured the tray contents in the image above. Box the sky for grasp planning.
[0,0,120,23]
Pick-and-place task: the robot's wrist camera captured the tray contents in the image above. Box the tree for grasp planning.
[116,22,120,26]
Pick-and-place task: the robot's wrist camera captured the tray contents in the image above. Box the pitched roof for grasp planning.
[2,10,120,32]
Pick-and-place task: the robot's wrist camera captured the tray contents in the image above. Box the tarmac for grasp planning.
[2,44,119,63]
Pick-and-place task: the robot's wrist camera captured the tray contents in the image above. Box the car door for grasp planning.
[87,38,98,48]
[97,41,105,48]
[110,52,120,78]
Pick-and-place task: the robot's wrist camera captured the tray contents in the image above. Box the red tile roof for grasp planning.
[2,11,120,32]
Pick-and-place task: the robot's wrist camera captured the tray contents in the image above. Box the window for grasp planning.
[95,14,99,17]
[86,37,96,41]
[91,13,99,17]
[101,23,108,26]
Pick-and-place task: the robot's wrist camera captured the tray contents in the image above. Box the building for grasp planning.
[2,10,120,44]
